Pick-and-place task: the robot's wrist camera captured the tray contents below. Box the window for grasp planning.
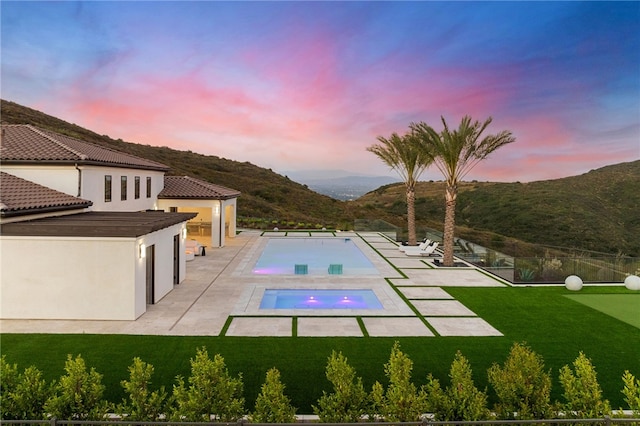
[104,175,112,202]
[135,176,140,199]
[121,176,127,201]
[146,177,152,198]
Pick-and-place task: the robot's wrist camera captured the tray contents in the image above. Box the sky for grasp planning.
[2,1,639,182]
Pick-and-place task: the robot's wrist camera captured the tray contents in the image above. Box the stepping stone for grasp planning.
[403,269,505,287]
[369,242,398,250]
[426,317,503,336]
[411,300,476,316]
[388,278,428,287]
[225,317,292,336]
[392,258,433,268]
[297,317,363,337]
[362,317,434,336]
[398,287,454,299]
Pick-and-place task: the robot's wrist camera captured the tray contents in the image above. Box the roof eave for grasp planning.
[0,212,198,237]
[157,194,240,201]
[0,203,93,218]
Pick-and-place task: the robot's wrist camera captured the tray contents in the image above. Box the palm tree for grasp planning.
[411,116,515,266]
[367,132,432,246]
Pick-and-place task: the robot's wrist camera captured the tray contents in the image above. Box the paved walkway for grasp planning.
[0,231,509,337]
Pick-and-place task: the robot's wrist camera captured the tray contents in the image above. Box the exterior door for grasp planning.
[173,234,180,284]
[145,244,155,304]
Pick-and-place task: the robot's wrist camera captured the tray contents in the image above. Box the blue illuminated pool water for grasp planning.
[260,289,383,309]
[252,238,377,275]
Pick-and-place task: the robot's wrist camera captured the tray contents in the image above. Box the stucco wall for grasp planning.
[0,236,137,320]
[223,198,237,238]
[1,165,79,196]
[135,223,187,316]
[0,222,187,321]
[1,164,165,212]
[81,166,165,212]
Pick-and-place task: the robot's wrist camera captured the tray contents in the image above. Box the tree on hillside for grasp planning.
[411,116,515,266]
[367,132,432,246]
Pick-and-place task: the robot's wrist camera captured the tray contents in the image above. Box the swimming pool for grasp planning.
[252,238,377,275]
[259,289,383,309]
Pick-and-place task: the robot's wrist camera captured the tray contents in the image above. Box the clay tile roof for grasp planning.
[0,172,92,217]
[0,124,169,171]
[158,176,241,200]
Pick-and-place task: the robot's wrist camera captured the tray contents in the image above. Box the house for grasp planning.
[0,124,240,321]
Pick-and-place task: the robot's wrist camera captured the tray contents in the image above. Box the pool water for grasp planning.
[260,289,383,309]
[252,238,377,275]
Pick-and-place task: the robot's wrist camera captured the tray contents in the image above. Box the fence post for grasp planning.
[605,415,611,426]
[49,417,57,426]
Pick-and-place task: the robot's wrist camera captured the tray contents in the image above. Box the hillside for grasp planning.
[2,99,637,256]
[354,161,640,256]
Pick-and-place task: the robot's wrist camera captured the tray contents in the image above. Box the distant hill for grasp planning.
[2,99,637,256]
[285,171,399,200]
[354,161,640,256]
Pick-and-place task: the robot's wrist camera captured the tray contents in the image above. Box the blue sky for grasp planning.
[2,1,639,181]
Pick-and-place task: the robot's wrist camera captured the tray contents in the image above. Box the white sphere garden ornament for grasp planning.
[565,275,583,291]
[624,275,640,291]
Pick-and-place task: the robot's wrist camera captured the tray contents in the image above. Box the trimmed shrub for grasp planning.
[488,342,553,419]
[559,352,611,418]
[116,357,168,421]
[424,351,489,421]
[251,368,296,423]
[170,347,245,422]
[1,356,51,420]
[370,342,427,421]
[621,370,640,416]
[44,354,109,420]
[313,351,368,422]
[0,356,20,419]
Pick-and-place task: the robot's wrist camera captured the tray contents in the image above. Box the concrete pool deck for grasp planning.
[0,230,508,337]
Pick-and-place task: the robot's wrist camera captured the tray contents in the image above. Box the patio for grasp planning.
[0,231,508,337]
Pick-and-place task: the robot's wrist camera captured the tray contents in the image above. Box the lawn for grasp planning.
[564,293,640,329]
[1,285,639,414]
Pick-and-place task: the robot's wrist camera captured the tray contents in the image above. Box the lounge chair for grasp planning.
[405,242,440,257]
[402,240,434,254]
[399,239,431,252]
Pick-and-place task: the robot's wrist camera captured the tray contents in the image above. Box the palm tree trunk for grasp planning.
[443,185,457,266]
[407,187,417,246]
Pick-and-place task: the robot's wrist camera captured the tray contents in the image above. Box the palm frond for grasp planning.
[367,132,432,187]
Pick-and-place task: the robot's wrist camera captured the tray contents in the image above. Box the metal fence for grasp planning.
[2,417,639,426]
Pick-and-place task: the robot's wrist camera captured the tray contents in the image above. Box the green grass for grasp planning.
[564,293,640,329]
[1,286,639,414]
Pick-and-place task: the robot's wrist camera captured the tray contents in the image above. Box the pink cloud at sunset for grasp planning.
[1,1,638,182]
